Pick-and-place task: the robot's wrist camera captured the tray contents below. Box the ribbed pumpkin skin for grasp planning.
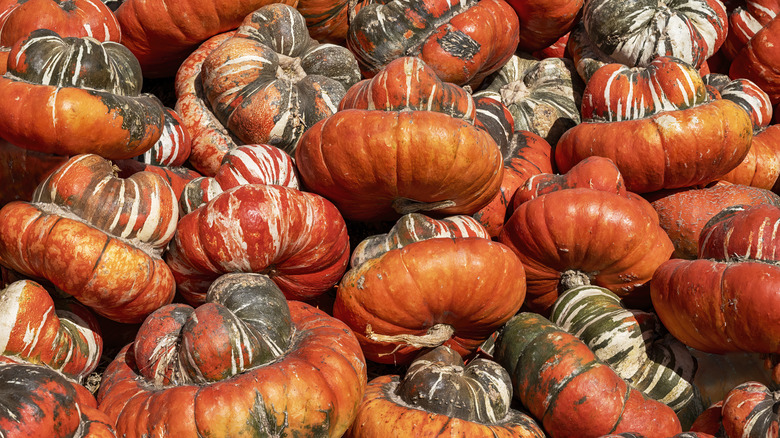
[345,346,546,438]
[0,0,120,74]
[174,31,237,176]
[165,184,350,304]
[0,360,116,437]
[114,0,297,77]
[494,313,682,438]
[333,238,526,364]
[652,204,780,354]
[550,285,702,428]
[556,68,753,192]
[0,280,102,382]
[350,213,490,268]
[0,202,176,323]
[200,3,361,154]
[721,0,779,60]
[137,107,192,167]
[0,29,165,160]
[569,0,726,74]
[346,0,519,87]
[720,381,780,437]
[649,182,780,259]
[499,188,674,314]
[32,154,179,250]
[179,143,299,215]
[295,109,504,222]
[473,54,583,145]
[98,300,367,438]
[730,16,780,104]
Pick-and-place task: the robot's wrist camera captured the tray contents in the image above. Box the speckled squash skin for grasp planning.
[0,29,165,160]
[98,276,366,438]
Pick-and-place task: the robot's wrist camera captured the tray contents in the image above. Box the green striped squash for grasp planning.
[550,285,703,429]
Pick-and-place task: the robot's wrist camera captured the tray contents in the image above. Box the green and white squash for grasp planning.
[550,285,703,428]
[473,53,583,145]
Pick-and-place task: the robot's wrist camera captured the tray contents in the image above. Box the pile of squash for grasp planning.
[2,0,780,436]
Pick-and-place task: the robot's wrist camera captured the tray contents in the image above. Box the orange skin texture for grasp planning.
[649,182,780,259]
[721,382,780,437]
[345,375,546,438]
[720,124,780,189]
[295,109,504,222]
[97,301,367,438]
[0,202,175,323]
[1,280,102,380]
[114,0,298,77]
[730,17,780,104]
[555,99,754,193]
[174,31,237,176]
[507,0,582,51]
[652,259,780,354]
[0,78,165,159]
[499,187,673,314]
[334,237,526,365]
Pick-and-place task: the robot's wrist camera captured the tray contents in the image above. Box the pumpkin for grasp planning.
[494,312,683,438]
[113,160,203,202]
[179,143,299,215]
[0,138,68,206]
[113,0,297,77]
[556,56,753,193]
[0,154,177,323]
[97,273,367,437]
[499,187,673,314]
[199,3,361,154]
[0,279,102,382]
[345,345,546,437]
[135,107,192,167]
[599,434,714,438]
[648,181,780,259]
[690,381,780,437]
[350,213,490,268]
[651,203,780,354]
[473,53,584,145]
[346,0,519,88]
[704,74,780,189]
[472,128,554,237]
[333,237,526,364]
[0,360,116,437]
[566,0,727,81]
[165,184,350,304]
[174,31,237,176]
[295,0,369,44]
[507,0,582,52]
[296,58,503,222]
[550,285,703,428]
[0,29,165,160]
[728,3,780,104]
[720,0,779,60]
[0,0,121,74]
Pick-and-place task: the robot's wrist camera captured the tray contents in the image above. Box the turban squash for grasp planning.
[165,183,350,304]
[346,0,519,88]
[346,345,545,437]
[296,57,504,222]
[0,360,116,437]
[555,56,753,193]
[0,154,177,323]
[0,279,102,382]
[0,29,165,160]
[689,381,780,437]
[97,273,367,437]
[334,237,525,364]
[652,203,780,355]
[494,312,682,438]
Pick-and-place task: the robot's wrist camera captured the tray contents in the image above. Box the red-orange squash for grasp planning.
[333,237,526,364]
